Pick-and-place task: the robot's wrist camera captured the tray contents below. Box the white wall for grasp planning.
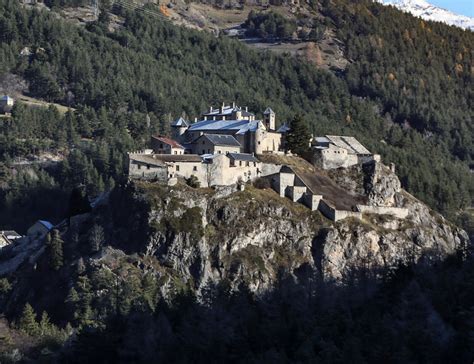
[356,205,409,219]
[128,159,168,180]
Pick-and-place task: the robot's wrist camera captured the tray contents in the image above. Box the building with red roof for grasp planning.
[151,136,185,155]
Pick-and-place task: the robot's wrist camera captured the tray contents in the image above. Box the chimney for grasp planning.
[245,106,248,112]
[210,106,213,112]
[220,102,225,114]
[194,117,197,123]
[232,101,236,108]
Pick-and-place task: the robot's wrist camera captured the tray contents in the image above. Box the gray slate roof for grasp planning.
[188,119,260,134]
[38,220,53,230]
[129,153,203,166]
[171,117,188,127]
[202,134,241,147]
[325,135,371,155]
[228,153,259,162]
[277,123,290,133]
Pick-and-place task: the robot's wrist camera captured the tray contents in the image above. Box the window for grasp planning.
[176,165,180,171]
[137,164,141,170]
[160,143,163,148]
[218,150,221,154]
[246,161,250,167]
[202,140,205,144]
[174,151,177,155]
[202,150,205,154]
[253,162,256,167]
[147,164,150,170]
[239,161,242,166]
[193,166,197,171]
[258,141,261,145]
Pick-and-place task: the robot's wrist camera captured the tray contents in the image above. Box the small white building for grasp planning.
[0,230,22,248]
[0,95,14,113]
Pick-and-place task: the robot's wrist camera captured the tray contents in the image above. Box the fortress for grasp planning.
[128,102,408,221]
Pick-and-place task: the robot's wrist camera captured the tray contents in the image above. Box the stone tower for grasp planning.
[171,117,189,140]
[254,121,265,155]
[263,107,276,131]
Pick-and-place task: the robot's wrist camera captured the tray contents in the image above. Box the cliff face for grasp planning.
[104,180,468,295]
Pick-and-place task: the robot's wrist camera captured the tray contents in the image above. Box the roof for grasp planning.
[202,105,255,118]
[228,153,259,162]
[325,135,371,155]
[263,107,275,115]
[171,117,188,127]
[0,231,21,239]
[277,123,290,133]
[188,119,260,134]
[38,220,53,230]
[1,95,13,101]
[201,134,241,147]
[152,136,184,149]
[129,154,167,167]
[315,136,330,144]
[151,154,203,163]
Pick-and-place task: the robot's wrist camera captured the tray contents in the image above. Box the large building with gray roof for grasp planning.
[312,135,380,170]
[172,102,286,155]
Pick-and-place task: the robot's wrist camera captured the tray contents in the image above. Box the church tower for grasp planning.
[263,108,276,131]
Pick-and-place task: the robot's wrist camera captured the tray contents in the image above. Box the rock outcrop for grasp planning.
[0,179,467,300]
[363,161,401,207]
[101,181,468,294]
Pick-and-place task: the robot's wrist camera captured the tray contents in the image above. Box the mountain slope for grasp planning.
[378,0,474,30]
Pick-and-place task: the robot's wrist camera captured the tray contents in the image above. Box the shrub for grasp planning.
[254,177,271,190]
[186,175,201,188]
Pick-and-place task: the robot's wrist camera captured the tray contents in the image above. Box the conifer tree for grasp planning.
[88,224,105,253]
[18,303,39,336]
[285,114,311,156]
[47,229,64,271]
[39,311,52,336]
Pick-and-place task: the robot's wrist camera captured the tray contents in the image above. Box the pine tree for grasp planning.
[47,229,64,271]
[18,303,39,336]
[0,278,11,296]
[88,224,105,253]
[39,311,52,336]
[285,114,311,156]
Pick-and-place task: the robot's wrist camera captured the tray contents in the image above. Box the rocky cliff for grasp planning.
[96,179,468,295]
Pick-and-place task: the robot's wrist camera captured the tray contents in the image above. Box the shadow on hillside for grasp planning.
[59,249,474,364]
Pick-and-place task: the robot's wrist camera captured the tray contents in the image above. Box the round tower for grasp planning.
[171,117,189,139]
[254,122,265,155]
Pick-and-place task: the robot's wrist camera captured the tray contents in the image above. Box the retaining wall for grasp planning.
[356,205,409,219]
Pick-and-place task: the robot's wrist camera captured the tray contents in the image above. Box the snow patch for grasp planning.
[378,0,474,31]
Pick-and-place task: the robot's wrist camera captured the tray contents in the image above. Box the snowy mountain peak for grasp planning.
[378,0,474,31]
